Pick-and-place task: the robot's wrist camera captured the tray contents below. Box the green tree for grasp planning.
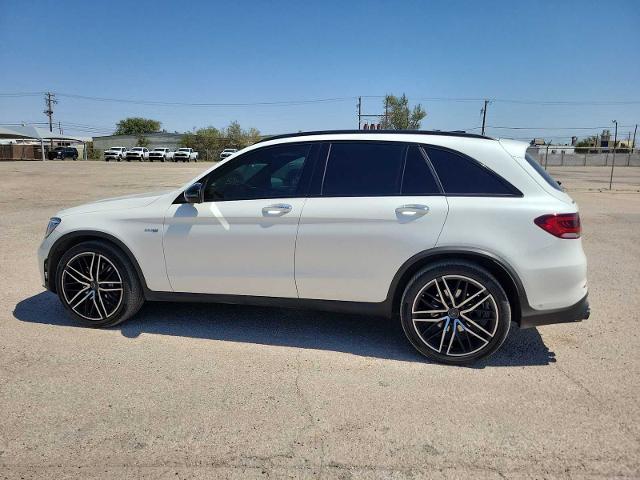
[179,127,224,161]
[180,122,261,161]
[115,117,161,135]
[574,135,598,154]
[136,135,150,148]
[380,94,426,130]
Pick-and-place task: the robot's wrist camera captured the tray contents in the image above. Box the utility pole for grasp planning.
[481,99,489,135]
[58,121,63,135]
[357,96,362,130]
[384,97,389,128]
[43,92,57,132]
[609,120,618,190]
[632,124,638,154]
[544,141,550,170]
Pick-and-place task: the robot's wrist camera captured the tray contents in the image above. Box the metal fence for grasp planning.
[527,148,640,168]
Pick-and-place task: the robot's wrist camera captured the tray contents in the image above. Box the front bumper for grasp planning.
[520,293,590,329]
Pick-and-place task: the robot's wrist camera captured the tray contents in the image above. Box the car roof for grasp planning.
[258,129,491,143]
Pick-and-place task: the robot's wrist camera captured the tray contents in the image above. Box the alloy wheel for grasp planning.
[411,275,498,357]
[61,252,123,321]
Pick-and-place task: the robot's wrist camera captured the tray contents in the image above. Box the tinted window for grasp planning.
[425,147,517,195]
[322,142,404,196]
[203,143,311,201]
[525,153,563,191]
[402,146,441,195]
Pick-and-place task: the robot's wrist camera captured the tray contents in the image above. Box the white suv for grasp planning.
[38,131,589,364]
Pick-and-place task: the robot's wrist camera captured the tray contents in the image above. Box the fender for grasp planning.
[46,230,151,294]
[383,246,530,320]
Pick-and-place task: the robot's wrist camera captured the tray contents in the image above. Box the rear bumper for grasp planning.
[520,293,590,329]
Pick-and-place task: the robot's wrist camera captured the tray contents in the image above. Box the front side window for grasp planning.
[203,143,311,201]
[322,142,405,196]
[424,147,519,196]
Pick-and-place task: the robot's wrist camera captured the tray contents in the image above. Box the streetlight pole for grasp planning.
[609,120,618,190]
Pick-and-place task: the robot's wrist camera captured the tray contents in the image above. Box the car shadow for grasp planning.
[13,292,555,367]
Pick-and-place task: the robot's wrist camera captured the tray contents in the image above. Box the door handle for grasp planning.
[262,203,292,216]
[395,204,429,216]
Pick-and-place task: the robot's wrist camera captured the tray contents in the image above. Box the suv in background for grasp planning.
[37,130,588,365]
[48,146,79,160]
[125,147,149,161]
[104,147,127,162]
[220,148,238,160]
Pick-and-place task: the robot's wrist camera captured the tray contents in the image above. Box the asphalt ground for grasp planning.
[1,161,638,479]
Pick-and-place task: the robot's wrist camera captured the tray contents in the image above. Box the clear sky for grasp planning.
[1,0,639,142]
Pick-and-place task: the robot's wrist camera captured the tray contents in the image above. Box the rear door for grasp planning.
[295,142,449,303]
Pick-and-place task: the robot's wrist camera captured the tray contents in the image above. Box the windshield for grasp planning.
[152,149,165,152]
[178,148,190,152]
[131,148,143,151]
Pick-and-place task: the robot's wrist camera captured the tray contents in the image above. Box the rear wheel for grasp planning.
[56,241,144,328]
[400,261,511,365]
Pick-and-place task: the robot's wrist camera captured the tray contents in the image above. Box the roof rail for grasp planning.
[258,129,493,143]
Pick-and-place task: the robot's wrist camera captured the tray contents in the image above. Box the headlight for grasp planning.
[45,217,61,238]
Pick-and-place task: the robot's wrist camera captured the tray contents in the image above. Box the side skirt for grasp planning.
[144,291,391,318]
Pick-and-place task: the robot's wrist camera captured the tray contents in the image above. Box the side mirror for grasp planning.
[184,182,203,204]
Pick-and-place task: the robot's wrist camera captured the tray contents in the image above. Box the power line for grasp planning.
[2,91,639,106]
[54,92,354,107]
[486,124,636,130]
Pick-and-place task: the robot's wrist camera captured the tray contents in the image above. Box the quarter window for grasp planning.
[424,147,517,196]
[322,142,405,196]
[203,143,311,201]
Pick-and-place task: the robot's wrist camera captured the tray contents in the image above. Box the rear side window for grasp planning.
[525,153,563,191]
[424,147,518,196]
[322,142,404,196]
[401,146,441,195]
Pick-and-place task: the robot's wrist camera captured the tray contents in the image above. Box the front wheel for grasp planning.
[400,261,511,365]
[56,241,144,328]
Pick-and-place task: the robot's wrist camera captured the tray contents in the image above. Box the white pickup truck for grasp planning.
[219,148,238,160]
[173,148,199,162]
[104,147,127,161]
[125,147,149,161]
[148,148,174,162]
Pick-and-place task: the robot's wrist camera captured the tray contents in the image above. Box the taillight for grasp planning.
[534,213,581,239]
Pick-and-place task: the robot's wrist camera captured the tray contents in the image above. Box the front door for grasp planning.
[163,142,315,297]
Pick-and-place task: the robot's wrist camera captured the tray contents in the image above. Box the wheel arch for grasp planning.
[386,247,527,326]
[47,230,149,294]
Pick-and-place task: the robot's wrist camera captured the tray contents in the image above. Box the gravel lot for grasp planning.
[1,162,639,479]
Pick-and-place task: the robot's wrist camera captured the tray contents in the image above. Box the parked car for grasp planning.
[125,147,149,161]
[104,147,127,162]
[148,148,174,162]
[38,130,589,365]
[48,146,78,160]
[219,148,238,160]
[173,148,198,162]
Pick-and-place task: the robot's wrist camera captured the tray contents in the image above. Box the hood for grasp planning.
[57,190,171,217]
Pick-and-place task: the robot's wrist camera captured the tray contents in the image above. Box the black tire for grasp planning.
[73,155,78,161]
[56,240,144,328]
[161,156,165,162]
[400,261,511,365]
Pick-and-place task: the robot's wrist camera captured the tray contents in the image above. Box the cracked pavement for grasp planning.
[1,162,639,479]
